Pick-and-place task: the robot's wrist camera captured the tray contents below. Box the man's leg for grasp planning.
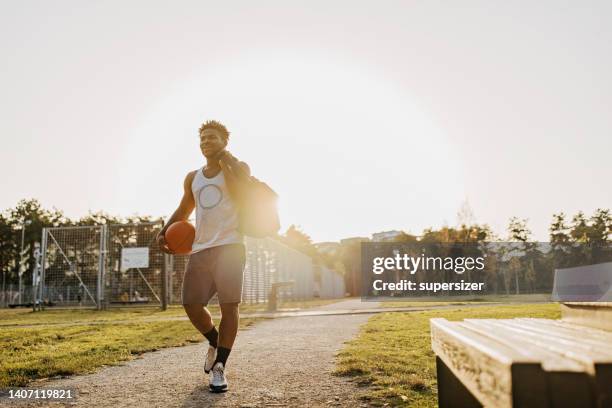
[209,243,245,392]
[184,303,218,348]
[215,302,240,366]
[183,303,214,335]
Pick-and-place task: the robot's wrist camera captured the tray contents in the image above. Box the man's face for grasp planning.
[199,128,226,158]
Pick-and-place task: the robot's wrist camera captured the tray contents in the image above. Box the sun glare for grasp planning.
[118,50,466,240]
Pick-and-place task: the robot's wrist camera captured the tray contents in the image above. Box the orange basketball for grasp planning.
[164,221,195,254]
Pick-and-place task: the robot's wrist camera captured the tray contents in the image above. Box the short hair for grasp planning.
[199,120,230,141]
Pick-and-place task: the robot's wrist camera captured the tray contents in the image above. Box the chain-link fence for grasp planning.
[163,236,316,305]
[106,223,165,306]
[242,236,315,303]
[319,266,346,298]
[0,226,38,308]
[38,223,166,309]
[0,284,37,307]
[41,225,103,307]
[18,222,343,310]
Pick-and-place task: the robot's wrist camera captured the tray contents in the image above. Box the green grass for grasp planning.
[0,305,189,326]
[0,297,342,387]
[335,303,561,407]
[379,293,551,308]
[0,298,341,327]
[380,301,473,308]
[272,298,342,310]
[0,319,257,388]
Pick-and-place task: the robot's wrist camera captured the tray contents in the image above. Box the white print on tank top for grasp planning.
[191,167,243,253]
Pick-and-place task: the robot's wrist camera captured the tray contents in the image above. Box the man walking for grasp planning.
[157,120,250,393]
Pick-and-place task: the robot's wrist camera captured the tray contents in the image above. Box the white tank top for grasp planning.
[191,166,243,253]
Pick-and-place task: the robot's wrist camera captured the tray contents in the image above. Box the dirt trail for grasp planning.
[23,301,377,407]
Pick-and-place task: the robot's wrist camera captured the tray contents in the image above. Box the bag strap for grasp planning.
[219,153,279,200]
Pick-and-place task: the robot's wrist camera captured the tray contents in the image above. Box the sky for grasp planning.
[1,1,610,242]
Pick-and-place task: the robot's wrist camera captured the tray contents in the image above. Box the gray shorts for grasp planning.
[181,243,246,305]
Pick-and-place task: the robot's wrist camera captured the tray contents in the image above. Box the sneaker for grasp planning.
[209,362,228,393]
[204,345,217,374]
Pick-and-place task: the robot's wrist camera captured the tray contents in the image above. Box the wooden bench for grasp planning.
[430,303,612,407]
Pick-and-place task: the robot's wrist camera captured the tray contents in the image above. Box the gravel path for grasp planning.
[23,302,376,408]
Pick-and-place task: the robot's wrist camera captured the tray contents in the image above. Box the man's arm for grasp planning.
[156,171,196,253]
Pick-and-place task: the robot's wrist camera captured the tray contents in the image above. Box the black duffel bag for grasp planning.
[220,153,280,238]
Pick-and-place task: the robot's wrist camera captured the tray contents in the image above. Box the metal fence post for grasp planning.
[168,254,174,304]
[161,253,169,311]
[38,228,47,311]
[32,242,40,312]
[97,225,107,310]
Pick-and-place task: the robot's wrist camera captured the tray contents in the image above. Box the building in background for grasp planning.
[372,230,403,242]
[314,242,341,256]
[340,237,370,246]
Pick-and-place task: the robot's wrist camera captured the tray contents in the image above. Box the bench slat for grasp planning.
[536,318,612,342]
[457,320,587,372]
[431,318,548,408]
[432,302,612,407]
[464,319,612,366]
[498,319,612,353]
[516,318,612,343]
[463,319,610,406]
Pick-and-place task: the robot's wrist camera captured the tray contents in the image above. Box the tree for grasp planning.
[550,213,570,244]
[339,239,363,296]
[508,217,531,242]
[570,211,590,243]
[589,208,611,244]
[551,209,612,267]
[456,199,476,227]
[77,211,123,226]
[421,224,492,244]
[4,199,70,287]
[0,214,19,302]
[550,212,571,269]
[506,217,532,295]
[589,209,612,263]
[281,225,318,258]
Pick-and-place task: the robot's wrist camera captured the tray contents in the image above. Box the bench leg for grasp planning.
[436,357,482,408]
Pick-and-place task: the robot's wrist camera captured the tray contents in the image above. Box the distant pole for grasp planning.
[39,228,48,311]
[97,225,107,310]
[515,271,520,295]
[32,242,41,312]
[161,253,168,311]
[1,263,5,307]
[20,222,26,254]
[159,220,168,310]
[18,222,25,303]
[18,219,31,303]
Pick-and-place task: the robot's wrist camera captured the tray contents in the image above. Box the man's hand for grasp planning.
[218,149,244,166]
[156,232,173,254]
[216,150,233,166]
[219,150,250,176]
[214,148,230,163]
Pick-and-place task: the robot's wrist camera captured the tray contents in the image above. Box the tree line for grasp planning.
[0,199,163,290]
[0,198,610,296]
[282,209,610,296]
